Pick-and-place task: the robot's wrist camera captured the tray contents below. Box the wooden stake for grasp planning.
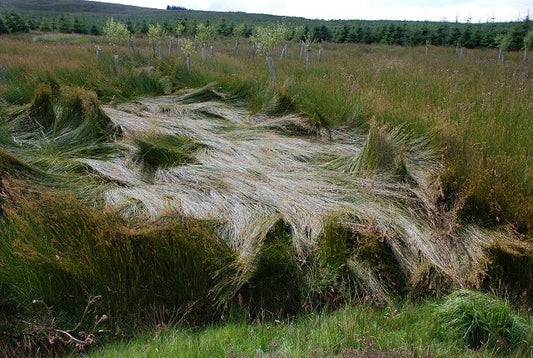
[114,54,119,77]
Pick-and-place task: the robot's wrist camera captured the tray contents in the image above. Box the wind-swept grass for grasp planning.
[1,33,533,356]
[80,91,530,314]
[2,37,531,233]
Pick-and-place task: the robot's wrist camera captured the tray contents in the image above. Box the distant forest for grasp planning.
[0,8,531,50]
[166,6,188,11]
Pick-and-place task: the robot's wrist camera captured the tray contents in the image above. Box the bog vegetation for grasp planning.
[0,10,532,358]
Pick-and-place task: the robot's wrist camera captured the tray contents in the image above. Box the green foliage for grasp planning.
[175,23,185,37]
[292,26,305,41]
[195,23,214,45]
[495,33,512,50]
[0,182,231,355]
[181,38,194,55]
[147,23,165,44]
[0,16,8,34]
[434,290,532,352]
[1,31,533,356]
[252,24,289,56]
[233,23,247,38]
[86,296,533,358]
[102,17,129,51]
[303,31,319,50]
[524,31,533,49]
[133,134,203,172]
[3,0,533,49]
[1,11,29,33]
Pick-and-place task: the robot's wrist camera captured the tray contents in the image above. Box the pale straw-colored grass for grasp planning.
[83,88,528,292]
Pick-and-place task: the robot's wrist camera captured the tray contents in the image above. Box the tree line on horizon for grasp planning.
[0,9,531,50]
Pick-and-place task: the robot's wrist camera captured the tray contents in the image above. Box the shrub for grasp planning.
[102,17,129,53]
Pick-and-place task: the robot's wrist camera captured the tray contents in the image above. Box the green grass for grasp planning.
[1,33,533,356]
[85,296,533,358]
[0,180,232,355]
[133,134,204,172]
[435,290,532,353]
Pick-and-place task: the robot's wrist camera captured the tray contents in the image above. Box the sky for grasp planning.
[87,0,531,22]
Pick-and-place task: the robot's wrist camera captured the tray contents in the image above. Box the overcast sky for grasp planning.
[88,0,530,22]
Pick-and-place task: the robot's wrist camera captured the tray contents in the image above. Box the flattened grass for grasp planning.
[1,37,531,233]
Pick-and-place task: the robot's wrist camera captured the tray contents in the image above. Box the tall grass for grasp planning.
[1,33,532,355]
[0,178,231,355]
[166,41,533,233]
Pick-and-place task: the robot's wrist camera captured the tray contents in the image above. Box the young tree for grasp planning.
[4,11,29,33]
[303,32,318,69]
[72,18,86,34]
[182,38,194,71]
[196,23,214,61]
[103,17,129,51]
[233,23,247,52]
[58,15,71,33]
[251,24,288,81]
[524,31,533,61]
[292,26,306,58]
[175,23,186,54]
[89,24,100,36]
[147,23,166,58]
[495,33,511,64]
[278,25,291,60]
[0,17,8,34]
[102,17,130,76]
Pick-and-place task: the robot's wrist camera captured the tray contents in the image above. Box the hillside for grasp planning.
[0,0,163,15]
[0,0,309,25]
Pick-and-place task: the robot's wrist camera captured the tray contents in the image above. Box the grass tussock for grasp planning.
[235,220,303,318]
[133,134,204,172]
[84,92,530,309]
[434,290,533,353]
[350,119,407,179]
[13,82,121,153]
[29,82,55,130]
